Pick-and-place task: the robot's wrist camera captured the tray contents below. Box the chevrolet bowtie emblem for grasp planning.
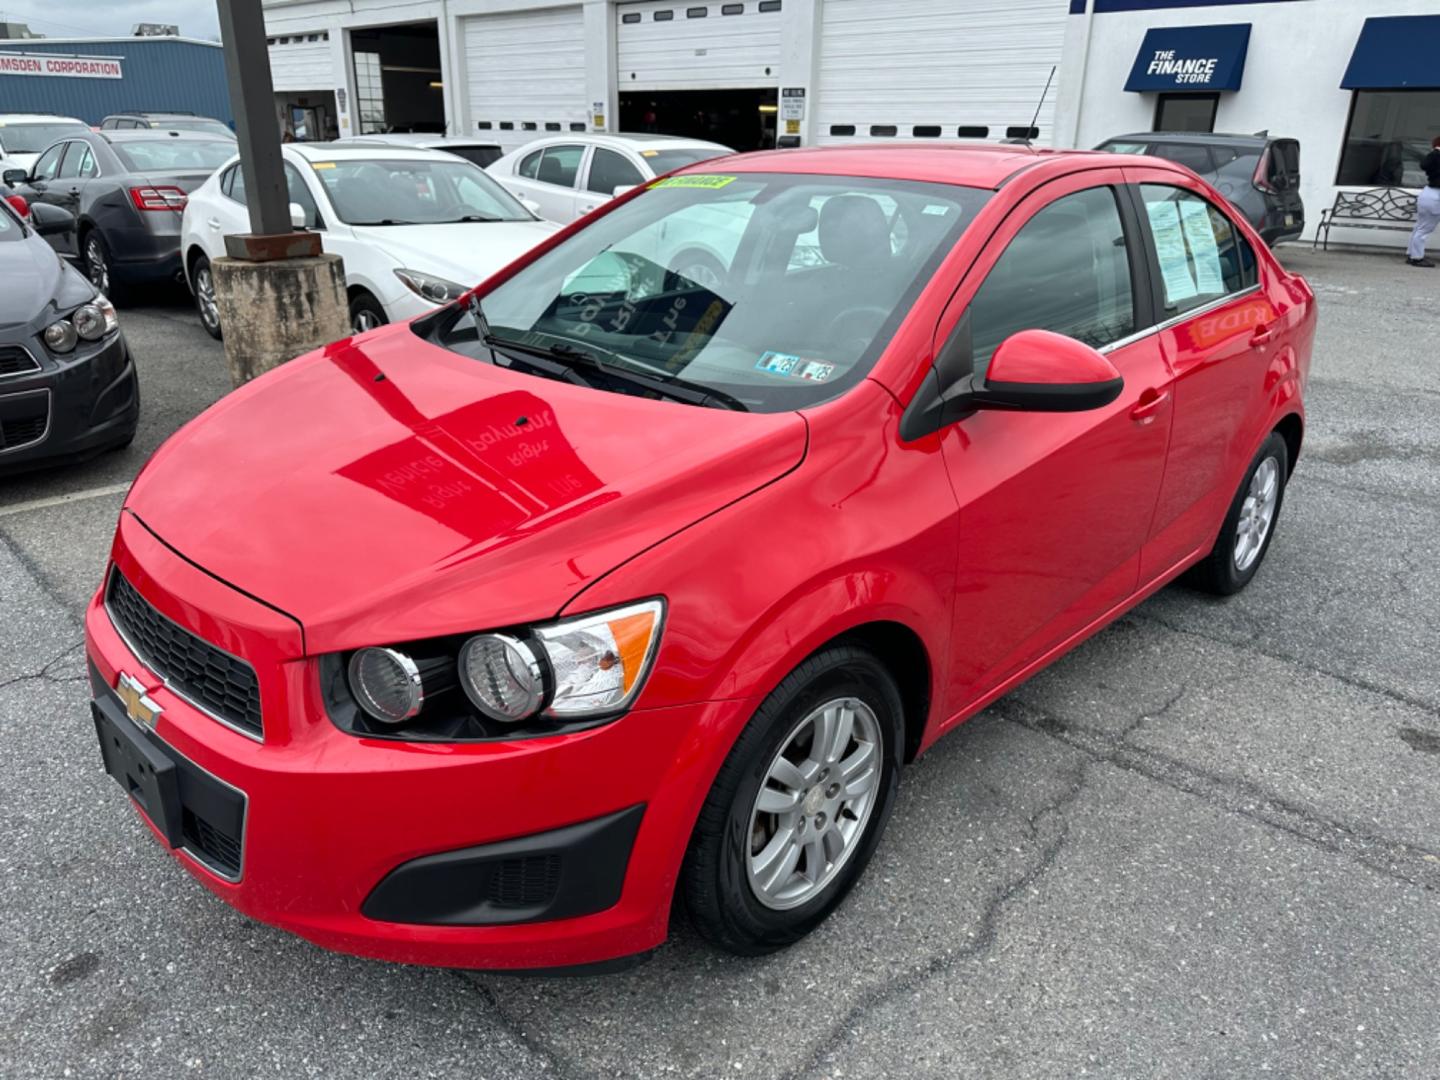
[116,672,162,731]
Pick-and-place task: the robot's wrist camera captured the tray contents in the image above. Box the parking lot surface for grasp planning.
[3,252,1438,1079]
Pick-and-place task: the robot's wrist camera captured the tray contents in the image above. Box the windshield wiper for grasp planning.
[445,213,504,223]
[349,219,419,226]
[485,334,748,412]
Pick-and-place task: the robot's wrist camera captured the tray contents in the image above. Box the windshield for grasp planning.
[113,139,238,172]
[162,119,235,137]
[310,157,531,224]
[0,122,88,154]
[437,172,989,412]
[641,147,730,174]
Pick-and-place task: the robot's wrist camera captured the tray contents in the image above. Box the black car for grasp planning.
[1096,132,1304,247]
[0,198,138,474]
[99,112,235,139]
[2,129,236,301]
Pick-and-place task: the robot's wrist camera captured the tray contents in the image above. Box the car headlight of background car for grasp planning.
[394,268,468,305]
[326,599,665,741]
[43,296,119,354]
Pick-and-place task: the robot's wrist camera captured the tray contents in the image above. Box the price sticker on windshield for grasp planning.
[652,175,737,190]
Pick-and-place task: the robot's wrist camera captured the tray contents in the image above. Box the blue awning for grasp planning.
[1124,24,1251,93]
[1342,16,1440,90]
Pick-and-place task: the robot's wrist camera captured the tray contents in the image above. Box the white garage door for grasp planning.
[464,6,587,152]
[268,32,334,93]
[816,0,1068,146]
[617,0,782,90]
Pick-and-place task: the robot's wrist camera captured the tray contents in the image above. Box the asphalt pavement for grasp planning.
[2,251,1438,1079]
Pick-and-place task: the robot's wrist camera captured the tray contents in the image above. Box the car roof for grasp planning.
[287,142,478,162]
[99,129,234,142]
[505,132,732,155]
[695,143,1129,190]
[0,113,85,124]
[334,133,501,148]
[1104,131,1281,149]
[108,111,202,119]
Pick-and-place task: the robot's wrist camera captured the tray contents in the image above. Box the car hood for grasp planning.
[0,233,61,327]
[357,219,560,287]
[126,323,807,653]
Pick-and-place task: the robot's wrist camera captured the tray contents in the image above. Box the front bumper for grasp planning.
[84,512,747,969]
[0,332,137,475]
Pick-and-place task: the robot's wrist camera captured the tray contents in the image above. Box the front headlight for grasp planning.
[43,319,77,353]
[394,268,468,304]
[533,600,665,717]
[73,296,118,341]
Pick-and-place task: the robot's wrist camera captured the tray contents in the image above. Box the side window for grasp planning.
[56,142,83,180]
[1139,185,1256,316]
[284,163,321,228]
[970,186,1137,375]
[75,145,99,179]
[1150,143,1215,176]
[586,148,644,195]
[518,149,544,180]
[226,165,247,206]
[31,143,66,181]
[536,144,584,188]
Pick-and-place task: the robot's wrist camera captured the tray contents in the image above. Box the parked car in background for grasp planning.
[0,197,137,474]
[0,114,90,174]
[85,145,1314,969]
[488,133,732,223]
[181,143,559,337]
[330,133,504,169]
[5,129,237,301]
[100,112,235,139]
[1096,132,1303,246]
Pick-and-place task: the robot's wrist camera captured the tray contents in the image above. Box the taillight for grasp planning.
[128,185,187,211]
[1252,149,1277,194]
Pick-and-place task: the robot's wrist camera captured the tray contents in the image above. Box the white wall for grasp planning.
[1055,0,1440,246]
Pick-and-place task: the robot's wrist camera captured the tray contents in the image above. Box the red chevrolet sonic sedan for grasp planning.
[86,145,1314,970]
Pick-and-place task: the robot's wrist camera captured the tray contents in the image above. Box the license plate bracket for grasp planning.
[93,694,184,847]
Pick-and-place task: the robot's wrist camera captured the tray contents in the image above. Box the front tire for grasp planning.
[682,645,903,956]
[1188,432,1289,595]
[348,291,388,335]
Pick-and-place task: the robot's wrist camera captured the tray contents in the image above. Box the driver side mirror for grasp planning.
[3,168,27,187]
[519,196,542,216]
[612,184,636,198]
[289,201,308,230]
[900,323,1123,441]
[28,201,75,237]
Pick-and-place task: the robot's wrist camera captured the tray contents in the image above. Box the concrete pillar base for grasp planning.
[212,254,350,387]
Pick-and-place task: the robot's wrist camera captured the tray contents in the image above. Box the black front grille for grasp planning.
[183,808,243,877]
[487,854,562,909]
[0,345,41,377]
[107,570,264,738]
[0,415,46,449]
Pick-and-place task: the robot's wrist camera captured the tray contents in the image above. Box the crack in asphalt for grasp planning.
[1001,696,1440,894]
[454,971,588,1080]
[783,748,1095,1080]
[0,641,86,692]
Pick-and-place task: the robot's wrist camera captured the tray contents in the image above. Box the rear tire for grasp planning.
[191,254,223,340]
[681,645,903,956]
[83,231,128,304]
[1187,432,1289,595]
[348,291,388,335]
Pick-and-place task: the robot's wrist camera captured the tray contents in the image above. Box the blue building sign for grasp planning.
[1124,23,1252,93]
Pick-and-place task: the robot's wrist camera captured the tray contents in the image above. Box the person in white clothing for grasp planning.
[1407,136,1440,268]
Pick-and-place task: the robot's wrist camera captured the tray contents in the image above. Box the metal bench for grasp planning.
[1313,187,1418,250]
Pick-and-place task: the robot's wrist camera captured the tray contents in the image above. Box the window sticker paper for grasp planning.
[1179,198,1225,295]
[652,174,736,190]
[756,350,800,376]
[1146,200,1198,305]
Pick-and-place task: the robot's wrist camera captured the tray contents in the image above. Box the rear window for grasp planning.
[640,148,730,174]
[113,139,237,172]
[1149,143,1215,175]
[1099,141,1151,155]
[1270,140,1300,183]
[444,144,502,168]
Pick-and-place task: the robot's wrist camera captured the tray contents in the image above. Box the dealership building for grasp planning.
[263,0,1440,246]
[0,37,231,127]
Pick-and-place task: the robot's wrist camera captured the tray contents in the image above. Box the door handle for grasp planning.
[206,217,221,230]
[1130,387,1169,422]
[1250,323,1275,346]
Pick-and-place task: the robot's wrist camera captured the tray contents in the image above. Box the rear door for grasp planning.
[505,143,586,222]
[576,146,646,218]
[48,140,92,257]
[1123,168,1291,579]
[936,170,1174,707]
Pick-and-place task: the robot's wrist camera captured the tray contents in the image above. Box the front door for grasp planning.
[935,173,1174,709]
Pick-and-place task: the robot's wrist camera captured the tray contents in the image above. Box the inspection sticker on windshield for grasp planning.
[652,175,736,190]
[756,351,800,375]
[797,361,836,382]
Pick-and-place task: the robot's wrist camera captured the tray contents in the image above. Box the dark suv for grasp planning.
[100,112,234,139]
[1096,132,1303,247]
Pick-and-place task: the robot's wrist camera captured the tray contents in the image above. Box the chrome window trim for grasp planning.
[0,343,42,381]
[0,387,51,454]
[1100,283,1262,355]
[104,570,266,744]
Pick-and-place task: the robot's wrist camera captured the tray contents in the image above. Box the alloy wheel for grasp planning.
[746,696,882,911]
[677,260,722,292]
[196,266,220,332]
[86,237,110,295]
[1234,455,1280,572]
[352,309,382,333]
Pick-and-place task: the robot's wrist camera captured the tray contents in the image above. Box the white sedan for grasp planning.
[180,143,558,338]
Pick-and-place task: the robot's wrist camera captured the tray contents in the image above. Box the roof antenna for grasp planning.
[1024,66,1057,149]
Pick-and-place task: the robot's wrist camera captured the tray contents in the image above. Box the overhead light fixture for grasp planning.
[758,104,778,113]
[429,81,443,88]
